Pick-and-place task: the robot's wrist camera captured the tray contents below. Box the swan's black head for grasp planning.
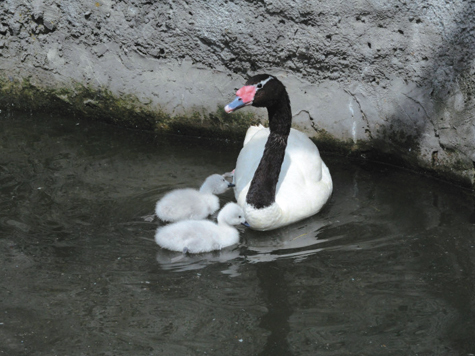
[224,74,287,113]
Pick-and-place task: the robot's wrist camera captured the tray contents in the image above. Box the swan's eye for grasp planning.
[257,83,263,89]
[238,215,242,218]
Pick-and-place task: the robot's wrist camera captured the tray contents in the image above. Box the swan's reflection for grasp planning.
[155,217,331,272]
[156,247,243,274]
[243,218,330,262]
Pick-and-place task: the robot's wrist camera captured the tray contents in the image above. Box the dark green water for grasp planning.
[1,112,474,356]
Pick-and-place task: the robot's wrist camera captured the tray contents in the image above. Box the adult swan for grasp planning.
[224,74,333,231]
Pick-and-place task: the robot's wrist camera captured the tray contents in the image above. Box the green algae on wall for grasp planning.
[0,77,157,129]
[0,77,260,140]
[156,106,260,141]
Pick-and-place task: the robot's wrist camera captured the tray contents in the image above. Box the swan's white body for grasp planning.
[154,203,245,253]
[234,125,333,231]
[155,174,231,222]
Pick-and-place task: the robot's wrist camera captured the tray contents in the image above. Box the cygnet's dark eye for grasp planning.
[257,83,263,89]
[239,215,242,219]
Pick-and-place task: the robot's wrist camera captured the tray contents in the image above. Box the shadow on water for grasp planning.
[1,112,475,355]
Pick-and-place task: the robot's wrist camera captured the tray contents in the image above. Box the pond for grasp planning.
[1,112,474,356]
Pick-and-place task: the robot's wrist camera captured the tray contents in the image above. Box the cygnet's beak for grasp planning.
[242,221,251,228]
[227,182,235,188]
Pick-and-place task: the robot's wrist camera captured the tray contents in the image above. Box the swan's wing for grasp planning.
[243,125,267,146]
[276,129,331,215]
[234,128,269,204]
[280,129,323,186]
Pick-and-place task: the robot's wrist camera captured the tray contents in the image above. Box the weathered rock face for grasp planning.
[1,0,475,188]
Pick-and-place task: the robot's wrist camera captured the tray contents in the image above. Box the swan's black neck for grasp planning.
[246,91,292,209]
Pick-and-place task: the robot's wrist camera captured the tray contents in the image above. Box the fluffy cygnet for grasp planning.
[155,174,234,222]
[154,202,246,253]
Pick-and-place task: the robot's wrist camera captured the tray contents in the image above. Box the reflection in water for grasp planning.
[256,262,292,356]
[1,113,475,355]
[155,247,242,274]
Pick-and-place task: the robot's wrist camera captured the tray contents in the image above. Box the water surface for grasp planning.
[1,113,475,355]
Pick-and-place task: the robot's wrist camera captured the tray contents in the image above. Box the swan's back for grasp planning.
[235,125,332,229]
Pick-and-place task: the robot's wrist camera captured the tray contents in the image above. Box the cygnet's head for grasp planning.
[200,174,235,195]
[218,202,246,226]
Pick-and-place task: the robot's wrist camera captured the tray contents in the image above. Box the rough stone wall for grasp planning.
[1,0,475,188]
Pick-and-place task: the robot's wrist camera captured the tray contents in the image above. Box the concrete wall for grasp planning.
[1,0,475,188]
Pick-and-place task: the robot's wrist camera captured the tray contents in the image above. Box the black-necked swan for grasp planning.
[154,202,246,253]
[224,74,333,231]
[155,174,234,222]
